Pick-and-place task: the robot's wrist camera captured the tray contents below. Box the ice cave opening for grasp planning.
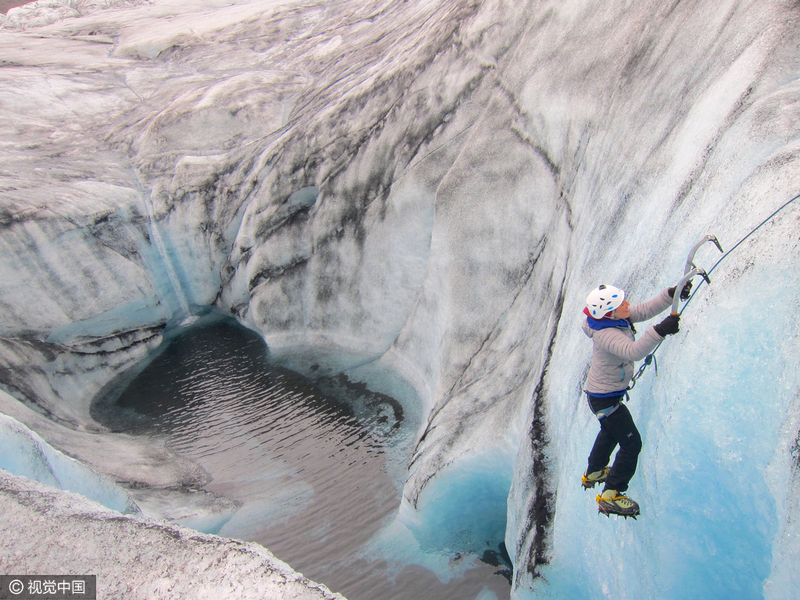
[89,311,514,600]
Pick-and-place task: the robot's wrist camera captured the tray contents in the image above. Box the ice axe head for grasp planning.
[685,234,725,274]
[671,267,709,314]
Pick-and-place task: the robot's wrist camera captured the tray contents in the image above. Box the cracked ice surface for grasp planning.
[0,0,799,598]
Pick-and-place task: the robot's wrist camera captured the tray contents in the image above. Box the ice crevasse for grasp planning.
[0,0,799,598]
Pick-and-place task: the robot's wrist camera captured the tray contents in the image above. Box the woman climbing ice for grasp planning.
[580,283,687,517]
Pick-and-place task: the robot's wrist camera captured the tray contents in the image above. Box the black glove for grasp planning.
[667,282,693,301]
[654,314,680,337]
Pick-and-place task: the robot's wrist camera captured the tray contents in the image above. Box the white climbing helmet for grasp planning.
[585,284,625,318]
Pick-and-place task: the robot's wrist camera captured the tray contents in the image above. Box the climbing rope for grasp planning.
[629,191,800,388]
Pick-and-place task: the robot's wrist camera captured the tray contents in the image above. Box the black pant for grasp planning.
[587,401,642,493]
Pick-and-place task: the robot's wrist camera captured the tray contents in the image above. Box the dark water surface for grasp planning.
[92,316,511,600]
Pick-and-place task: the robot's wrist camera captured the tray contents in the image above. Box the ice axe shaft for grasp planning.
[671,267,710,315]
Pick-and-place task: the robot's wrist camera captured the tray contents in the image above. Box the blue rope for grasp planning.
[629,191,800,388]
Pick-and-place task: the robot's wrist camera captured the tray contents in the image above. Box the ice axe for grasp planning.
[671,234,723,315]
[671,267,710,315]
[684,234,724,275]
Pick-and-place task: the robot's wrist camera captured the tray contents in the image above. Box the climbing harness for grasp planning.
[584,389,629,419]
[593,403,622,420]
[629,191,800,387]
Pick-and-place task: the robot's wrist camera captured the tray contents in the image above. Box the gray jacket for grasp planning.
[582,288,672,395]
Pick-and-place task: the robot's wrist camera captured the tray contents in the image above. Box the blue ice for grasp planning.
[0,413,140,516]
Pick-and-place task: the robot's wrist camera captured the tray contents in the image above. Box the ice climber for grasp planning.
[580,283,688,517]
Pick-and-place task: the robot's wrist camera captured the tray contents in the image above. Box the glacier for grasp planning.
[0,402,140,515]
[1,0,799,598]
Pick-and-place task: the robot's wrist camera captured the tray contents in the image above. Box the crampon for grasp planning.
[596,490,640,519]
[581,467,609,490]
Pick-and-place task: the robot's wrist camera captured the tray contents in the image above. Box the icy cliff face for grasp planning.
[1,0,799,598]
[0,403,140,514]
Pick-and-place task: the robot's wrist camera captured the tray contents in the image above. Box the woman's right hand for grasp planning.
[654,314,680,336]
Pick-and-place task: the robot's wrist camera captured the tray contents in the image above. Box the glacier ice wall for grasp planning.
[0,401,140,514]
[1,0,799,598]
